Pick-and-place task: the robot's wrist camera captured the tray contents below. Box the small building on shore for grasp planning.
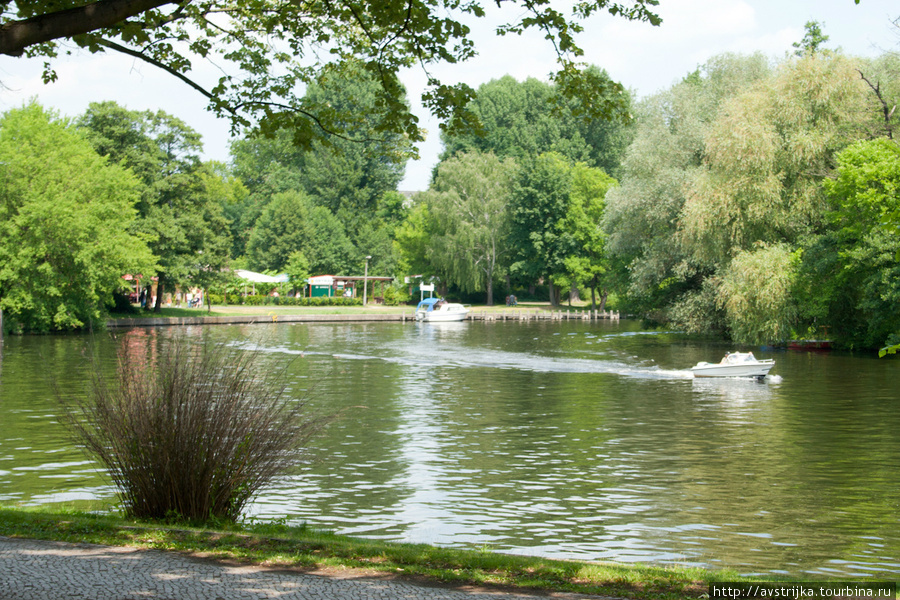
[308,275,394,302]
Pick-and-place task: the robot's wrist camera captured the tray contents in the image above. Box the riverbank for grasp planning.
[106,302,620,328]
[0,507,726,599]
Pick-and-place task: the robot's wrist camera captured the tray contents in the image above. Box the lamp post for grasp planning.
[363,255,371,306]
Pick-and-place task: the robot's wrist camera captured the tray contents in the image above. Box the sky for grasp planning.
[1,0,898,191]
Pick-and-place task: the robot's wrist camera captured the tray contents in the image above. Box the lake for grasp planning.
[1,319,898,577]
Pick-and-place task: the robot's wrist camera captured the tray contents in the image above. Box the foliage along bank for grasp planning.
[602,46,900,350]
[3,22,899,351]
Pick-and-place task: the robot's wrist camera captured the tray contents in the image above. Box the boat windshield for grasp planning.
[722,352,756,364]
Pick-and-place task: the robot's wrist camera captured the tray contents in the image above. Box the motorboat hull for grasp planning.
[691,362,775,378]
[691,352,775,378]
[417,309,468,322]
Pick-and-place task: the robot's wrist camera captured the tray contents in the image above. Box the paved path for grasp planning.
[0,537,611,600]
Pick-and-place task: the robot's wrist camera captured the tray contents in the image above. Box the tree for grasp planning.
[79,102,232,312]
[246,191,355,275]
[284,251,310,295]
[3,1,660,147]
[719,244,800,345]
[246,192,311,273]
[229,64,411,261]
[420,151,518,305]
[793,21,830,57]
[679,54,872,269]
[508,152,573,306]
[814,138,900,348]
[602,52,771,323]
[201,161,250,262]
[190,162,242,309]
[0,102,155,332]
[669,53,877,341]
[394,201,439,281]
[561,163,617,310]
[440,69,632,174]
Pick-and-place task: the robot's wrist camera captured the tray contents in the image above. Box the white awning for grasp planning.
[234,269,289,283]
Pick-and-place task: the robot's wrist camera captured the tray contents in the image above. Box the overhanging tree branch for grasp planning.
[0,0,177,56]
[96,37,222,106]
[96,38,383,144]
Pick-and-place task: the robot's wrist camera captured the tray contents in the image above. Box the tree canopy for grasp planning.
[229,64,411,268]
[79,101,232,311]
[440,69,633,175]
[246,191,356,275]
[418,150,518,305]
[2,0,661,147]
[603,39,900,348]
[0,102,156,331]
[507,152,574,305]
[814,138,900,348]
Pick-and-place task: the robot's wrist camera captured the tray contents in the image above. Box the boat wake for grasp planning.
[238,341,696,381]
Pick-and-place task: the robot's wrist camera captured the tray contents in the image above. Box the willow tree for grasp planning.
[679,54,875,268]
[602,52,771,322]
[675,54,878,343]
[419,151,518,305]
[720,244,801,345]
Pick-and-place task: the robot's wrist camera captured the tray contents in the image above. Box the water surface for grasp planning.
[0,320,897,577]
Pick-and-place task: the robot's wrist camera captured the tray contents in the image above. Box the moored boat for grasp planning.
[691,352,775,379]
[414,298,470,322]
[787,339,832,351]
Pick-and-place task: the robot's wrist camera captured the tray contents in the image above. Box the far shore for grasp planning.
[106,301,618,328]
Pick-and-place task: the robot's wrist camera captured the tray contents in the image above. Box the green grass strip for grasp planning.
[0,506,731,599]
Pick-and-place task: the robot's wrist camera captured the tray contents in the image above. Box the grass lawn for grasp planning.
[0,506,733,599]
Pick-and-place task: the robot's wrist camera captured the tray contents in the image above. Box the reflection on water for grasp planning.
[0,321,898,577]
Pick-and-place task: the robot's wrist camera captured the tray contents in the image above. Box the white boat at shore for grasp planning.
[414,298,469,322]
[691,352,775,379]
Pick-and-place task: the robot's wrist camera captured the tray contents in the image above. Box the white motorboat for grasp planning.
[414,298,469,322]
[691,352,775,379]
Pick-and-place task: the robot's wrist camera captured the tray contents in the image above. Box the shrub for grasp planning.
[382,285,410,306]
[62,341,328,523]
[108,292,138,315]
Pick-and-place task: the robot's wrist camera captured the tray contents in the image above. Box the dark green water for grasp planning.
[1,320,898,577]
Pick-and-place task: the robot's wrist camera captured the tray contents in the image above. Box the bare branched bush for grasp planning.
[63,341,328,523]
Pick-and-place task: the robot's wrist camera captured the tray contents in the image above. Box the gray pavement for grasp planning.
[0,536,611,600]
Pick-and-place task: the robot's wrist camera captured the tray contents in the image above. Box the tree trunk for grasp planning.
[154,275,165,313]
[486,278,494,306]
[569,284,580,306]
[548,280,558,307]
[590,285,597,311]
[598,289,608,313]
